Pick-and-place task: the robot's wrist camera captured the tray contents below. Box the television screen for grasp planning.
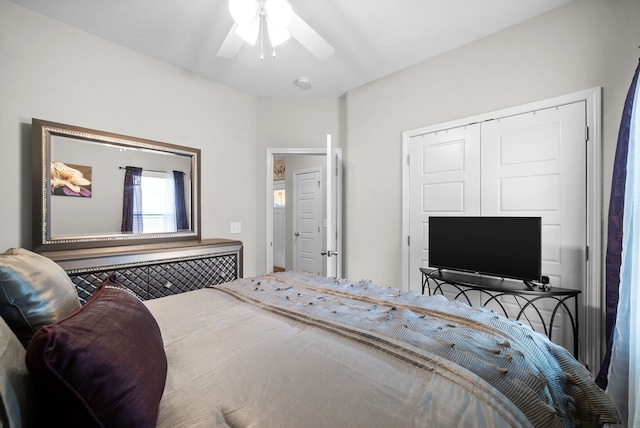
[428,216,542,282]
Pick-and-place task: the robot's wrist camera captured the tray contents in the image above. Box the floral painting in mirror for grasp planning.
[51,162,92,197]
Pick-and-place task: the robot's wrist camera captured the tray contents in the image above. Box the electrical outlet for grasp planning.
[230,222,242,234]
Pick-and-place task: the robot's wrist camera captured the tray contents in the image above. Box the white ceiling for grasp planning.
[9,0,574,98]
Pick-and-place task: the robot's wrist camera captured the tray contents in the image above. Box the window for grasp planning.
[141,172,177,233]
[274,188,286,208]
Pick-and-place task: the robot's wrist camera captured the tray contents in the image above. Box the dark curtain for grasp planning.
[121,167,143,233]
[595,58,640,389]
[173,171,189,230]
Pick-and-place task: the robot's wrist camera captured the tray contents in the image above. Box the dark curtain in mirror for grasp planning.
[121,167,143,233]
[174,171,189,230]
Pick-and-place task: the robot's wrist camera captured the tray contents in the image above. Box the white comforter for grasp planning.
[145,272,618,428]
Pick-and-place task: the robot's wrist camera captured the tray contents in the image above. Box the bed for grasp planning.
[0,248,620,427]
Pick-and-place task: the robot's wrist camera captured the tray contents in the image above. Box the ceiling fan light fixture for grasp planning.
[229,0,259,25]
[222,0,333,61]
[235,17,260,45]
[264,0,292,28]
[267,19,290,47]
[229,0,293,48]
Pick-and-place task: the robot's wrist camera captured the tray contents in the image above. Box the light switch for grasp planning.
[230,222,242,234]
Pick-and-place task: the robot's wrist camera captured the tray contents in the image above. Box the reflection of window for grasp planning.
[274,189,286,208]
[141,172,177,233]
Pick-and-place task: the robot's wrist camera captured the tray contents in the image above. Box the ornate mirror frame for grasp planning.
[32,118,201,252]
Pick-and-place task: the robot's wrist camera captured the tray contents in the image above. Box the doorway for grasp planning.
[266,146,342,278]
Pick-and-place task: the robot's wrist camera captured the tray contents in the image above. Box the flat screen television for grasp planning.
[428,216,542,283]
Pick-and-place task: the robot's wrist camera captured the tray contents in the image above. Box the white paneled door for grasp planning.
[481,102,586,292]
[408,125,481,291]
[480,103,587,346]
[294,168,322,275]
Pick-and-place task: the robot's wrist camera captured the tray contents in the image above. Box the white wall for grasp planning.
[0,0,259,275]
[344,0,640,287]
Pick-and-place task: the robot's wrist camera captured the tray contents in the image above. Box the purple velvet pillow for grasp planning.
[25,273,167,428]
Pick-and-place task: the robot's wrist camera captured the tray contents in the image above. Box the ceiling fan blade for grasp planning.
[217,22,244,58]
[288,12,335,60]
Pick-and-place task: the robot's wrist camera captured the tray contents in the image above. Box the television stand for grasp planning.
[420,268,580,357]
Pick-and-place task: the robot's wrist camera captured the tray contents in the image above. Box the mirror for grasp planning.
[32,119,201,252]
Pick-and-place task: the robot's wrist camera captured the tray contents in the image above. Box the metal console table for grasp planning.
[420,268,581,356]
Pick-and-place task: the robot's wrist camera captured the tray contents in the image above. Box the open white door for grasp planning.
[324,135,343,278]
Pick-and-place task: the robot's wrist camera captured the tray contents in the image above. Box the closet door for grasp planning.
[408,125,481,290]
[480,102,587,290]
[480,102,587,345]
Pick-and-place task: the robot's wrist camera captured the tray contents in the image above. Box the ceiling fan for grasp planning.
[217,0,335,60]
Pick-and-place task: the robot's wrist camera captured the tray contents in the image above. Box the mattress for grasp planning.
[145,272,618,427]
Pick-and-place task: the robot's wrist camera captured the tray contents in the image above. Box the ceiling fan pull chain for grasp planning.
[260,13,265,61]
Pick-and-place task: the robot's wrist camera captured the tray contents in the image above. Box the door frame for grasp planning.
[266,148,343,277]
[401,87,602,372]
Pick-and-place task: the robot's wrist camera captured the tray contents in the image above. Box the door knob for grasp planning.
[294,232,300,237]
